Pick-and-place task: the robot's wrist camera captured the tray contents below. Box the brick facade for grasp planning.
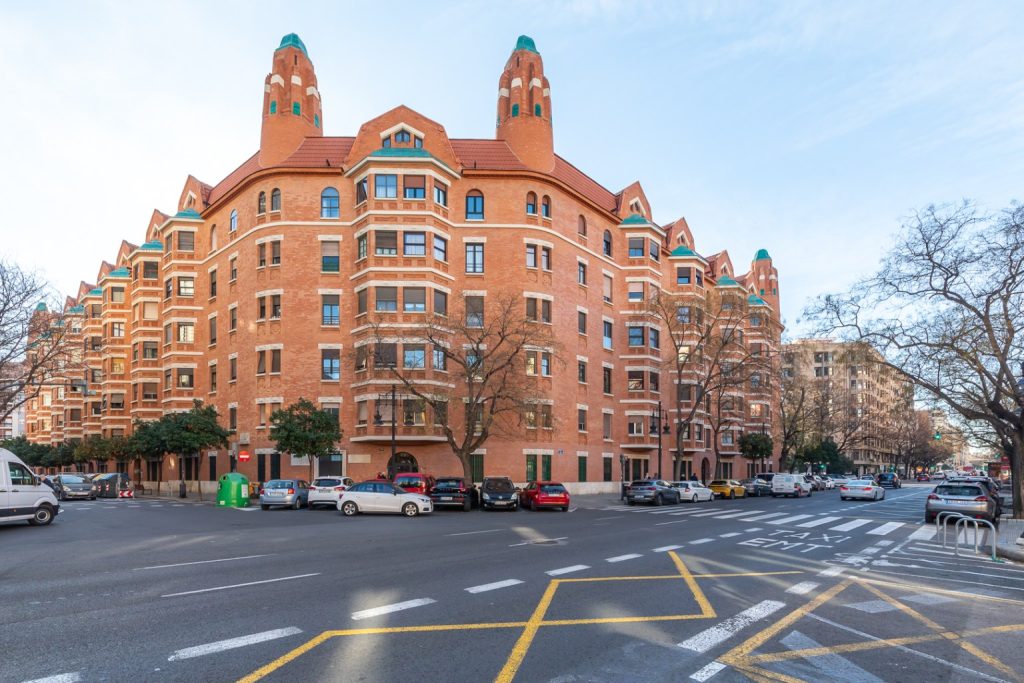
[24,34,783,491]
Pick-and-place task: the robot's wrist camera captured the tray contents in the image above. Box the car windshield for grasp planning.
[672,482,690,488]
[61,475,87,483]
[936,485,983,497]
[484,479,514,492]
[313,479,340,487]
[709,480,727,486]
[435,479,463,488]
[541,485,567,494]
[265,480,293,489]
[395,476,422,485]
[631,480,655,487]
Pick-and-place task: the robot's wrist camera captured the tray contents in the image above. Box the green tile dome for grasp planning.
[620,213,649,225]
[35,302,48,312]
[277,33,308,56]
[174,208,202,219]
[141,241,163,251]
[88,288,103,297]
[717,275,740,287]
[370,147,433,158]
[755,248,771,261]
[108,267,130,278]
[748,294,768,306]
[671,245,697,257]
[515,35,538,53]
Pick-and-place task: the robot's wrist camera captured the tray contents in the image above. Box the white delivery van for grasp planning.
[0,448,60,526]
[771,473,811,498]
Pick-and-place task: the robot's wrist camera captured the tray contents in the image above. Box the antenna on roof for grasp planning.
[325,158,330,167]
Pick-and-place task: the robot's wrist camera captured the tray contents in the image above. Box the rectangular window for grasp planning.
[603,321,613,350]
[628,237,645,258]
[649,239,660,261]
[403,232,426,256]
[526,298,550,323]
[374,174,398,198]
[143,301,158,320]
[403,344,426,369]
[321,241,340,272]
[603,366,613,394]
[526,244,537,268]
[111,287,125,303]
[229,356,237,381]
[403,398,426,426]
[432,345,447,371]
[178,277,194,297]
[271,240,281,265]
[258,243,267,267]
[577,408,587,432]
[209,315,217,345]
[649,371,660,392]
[356,178,368,203]
[403,175,426,199]
[676,267,691,285]
[142,341,158,359]
[209,364,218,392]
[603,274,613,303]
[229,306,237,331]
[270,294,281,319]
[627,370,645,391]
[356,401,368,426]
[649,328,660,349]
[229,257,238,281]
[375,231,398,256]
[375,286,398,312]
[466,194,484,220]
[321,349,340,380]
[142,381,158,400]
[403,287,426,312]
[270,349,281,373]
[177,368,194,388]
[209,269,217,297]
[627,417,644,436]
[465,243,484,273]
[433,181,448,207]
[375,343,397,368]
[466,296,484,327]
[577,360,587,383]
[577,310,587,334]
[143,261,158,279]
[163,324,172,345]
[541,247,551,271]
[628,326,644,347]
[539,404,553,429]
[177,322,194,343]
[178,231,195,251]
[577,262,587,285]
[433,235,447,261]
[357,289,368,314]
[256,350,266,375]
[434,289,448,316]
[356,234,368,260]
[603,455,613,481]
[322,294,339,325]
[603,413,612,440]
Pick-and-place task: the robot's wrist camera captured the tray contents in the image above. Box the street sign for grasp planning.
[238,450,251,462]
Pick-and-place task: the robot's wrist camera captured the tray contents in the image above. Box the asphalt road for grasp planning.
[3,484,1022,683]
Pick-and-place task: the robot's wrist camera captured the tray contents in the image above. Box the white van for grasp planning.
[771,473,812,498]
[0,448,60,526]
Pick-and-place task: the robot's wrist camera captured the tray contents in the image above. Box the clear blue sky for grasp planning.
[2,1,1021,332]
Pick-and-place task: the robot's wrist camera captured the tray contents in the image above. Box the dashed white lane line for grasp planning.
[134,554,272,571]
[21,674,81,683]
[867,522,904,536]
[819,566,845,577]
[739,512,788,521]
[161,573,320,598]
[465,579,524,594]
[719,532,741,538]
[167,627,303,661]
[908,526,937,541]
[785,581,820,595]
[744,527,764,532]
[689,661,727,681]
[678,600,787,653]
[689,538,714,545]
[830,518,872,532]
[767,514,813,526]
[546,565,590,576]
[351,598,437,621]
[653,545,684,552]
[446,528,503,536]
[655,519,690,526]
[796,516,841,528]
[606,553,643,563]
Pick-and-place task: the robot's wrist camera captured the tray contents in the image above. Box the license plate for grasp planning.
[440,496,453,501]
[270,491,283,496]
[944,499,970,505]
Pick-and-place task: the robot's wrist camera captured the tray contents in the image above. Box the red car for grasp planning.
[393,472,435,496]
[520,481,571,511]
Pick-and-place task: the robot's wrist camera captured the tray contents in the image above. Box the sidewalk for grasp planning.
[995,517,1024,562]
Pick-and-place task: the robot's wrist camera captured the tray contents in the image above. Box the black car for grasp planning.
[876,473,902,489]
[740,478,772,497]
[93,472,132,498]
[430,476,477,511]
[480,477,519,510]
[625,480,681,506]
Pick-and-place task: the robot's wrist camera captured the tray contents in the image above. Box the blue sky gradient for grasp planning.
[2,1,1021,331]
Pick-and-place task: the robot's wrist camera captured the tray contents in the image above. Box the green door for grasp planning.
[470,452,485,483]
[542,454,551,481]
[578,456,587,482]
[525,454,537,482]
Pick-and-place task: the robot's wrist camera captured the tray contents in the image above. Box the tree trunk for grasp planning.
[1011,438,1023,519]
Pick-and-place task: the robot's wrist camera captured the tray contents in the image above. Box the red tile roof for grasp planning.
[279,137,355,168]
[449,139,527,171]
[208,152,262,205]
[551,155,617,212]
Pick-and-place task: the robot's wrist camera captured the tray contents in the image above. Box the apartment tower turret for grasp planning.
[260,33,323,167]
[496,35,554,172]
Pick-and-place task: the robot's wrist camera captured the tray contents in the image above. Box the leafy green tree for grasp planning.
[130,419,169,493]
[1,436,50,468]
[74,435,108,472]
[162,401,230,499]
[270,398,343,483]
[739,432,774,474]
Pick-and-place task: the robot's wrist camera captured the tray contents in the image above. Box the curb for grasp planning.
[996,544,1024,563]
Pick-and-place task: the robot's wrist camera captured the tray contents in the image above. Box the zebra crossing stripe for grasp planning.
[710,510,764,519]
[908,525,937,541]
[796,516,841,528]
[738,512,788,521]
[767,514,813,525]
[867,522,903,536]
[829,519,872,532]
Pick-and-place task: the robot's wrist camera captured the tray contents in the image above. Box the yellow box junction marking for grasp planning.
[237,553,800,683]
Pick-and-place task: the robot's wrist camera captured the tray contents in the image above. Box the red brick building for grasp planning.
[25,34,782,492]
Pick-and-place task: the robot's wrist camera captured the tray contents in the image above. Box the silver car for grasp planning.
[924,482,997,524]
[626,480,681,506]
[53,474,97,500]
[259,479,310,510]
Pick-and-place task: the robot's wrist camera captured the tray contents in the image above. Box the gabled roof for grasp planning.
[449,139,527,171]
[208,152,262,205]
[551,155,617,211]
[280,137,354,168]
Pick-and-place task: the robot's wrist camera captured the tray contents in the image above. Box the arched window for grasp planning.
[525,192,537,215]
[541,195,551,219]
[210,225,218,251]
[535,104,542,117]
[603,230,612,257]
[320,187,340,219]
[394,130,411,143]
[466,190,484,220]
[269,101,277,115]
[577,215,587,237]
[270,188,281,212]
[257,191,266,214]
[229,210,238,232]
[511,103,520,117]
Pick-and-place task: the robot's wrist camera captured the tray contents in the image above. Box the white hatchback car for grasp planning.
[670,481,715,503]
[839,479,885,501]
[337,481,433,517]
[308,476,355,509]
[771,473,812,498]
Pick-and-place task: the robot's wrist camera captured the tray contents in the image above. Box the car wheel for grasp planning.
[292,498,302,510]
[341,501,358,516]
[924,514,935,524]
[28,504,55,526]
[463,498,472,512]
[727,490,734,500]
[562,506,569,512]
[402,502,418,517]
[260,504,270,511]
[89,496,96,501]
[691,494,698,503]
[880,490,885,500]
[627,500,635,506]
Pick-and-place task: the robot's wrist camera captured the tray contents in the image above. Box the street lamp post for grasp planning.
[651,401,670,480]
[373,384,397,476]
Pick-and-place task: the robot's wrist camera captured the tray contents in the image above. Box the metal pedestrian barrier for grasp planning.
[953,517,998,561]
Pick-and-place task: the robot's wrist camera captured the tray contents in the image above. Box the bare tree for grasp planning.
[361,293,559,480]
[0,261,69,425]
[650,283,774,480]
[809,202,1024,517]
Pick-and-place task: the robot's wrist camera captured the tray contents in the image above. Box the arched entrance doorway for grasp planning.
[387,452,418,479]
[700,457,710,484]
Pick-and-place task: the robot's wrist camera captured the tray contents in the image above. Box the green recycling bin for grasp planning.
[217,472,250,507]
